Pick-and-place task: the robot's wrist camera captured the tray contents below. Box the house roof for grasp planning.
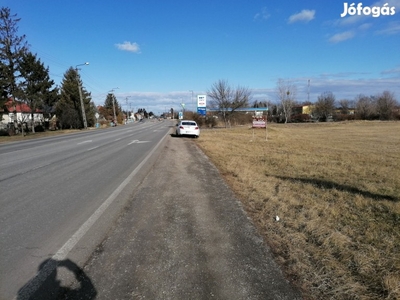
[4,98,43,113]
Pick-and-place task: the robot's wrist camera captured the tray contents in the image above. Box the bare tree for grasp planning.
[276,79,296,123]
[375,90,398,120]
[314,91,336,121]
[355,94,375,120]
[207,79,251,127]
[338,99,351,115]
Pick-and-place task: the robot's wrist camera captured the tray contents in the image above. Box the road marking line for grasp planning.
[77,140,92,145]
[87,147,99,151]
[16,131,169,300]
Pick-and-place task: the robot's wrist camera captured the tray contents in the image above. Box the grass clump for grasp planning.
[195,121,400,300]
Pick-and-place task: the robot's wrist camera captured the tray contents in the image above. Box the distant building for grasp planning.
[1,98,44,125]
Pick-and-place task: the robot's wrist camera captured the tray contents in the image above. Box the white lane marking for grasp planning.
[87,147,99,151]
[128,140,150,145]
[16,132,169,300]
[77,140,92,145]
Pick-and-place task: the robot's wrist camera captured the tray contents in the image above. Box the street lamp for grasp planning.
[75,62,89,129]
[189,90,193,111]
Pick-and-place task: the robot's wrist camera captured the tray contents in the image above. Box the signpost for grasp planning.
[251,110,268,141]
[95,112,100,128]
[197,95,206,107]
[197,95,207,116]
[252,120,266,128]
[197,107,206,116]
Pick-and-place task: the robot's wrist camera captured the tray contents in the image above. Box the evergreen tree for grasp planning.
[103,93,120,122]
[86,101,97,127]
[56,67,93,129]
[0,7,28,105]
[18,51,57,132]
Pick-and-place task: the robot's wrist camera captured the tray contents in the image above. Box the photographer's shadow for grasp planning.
[17,258,97,300]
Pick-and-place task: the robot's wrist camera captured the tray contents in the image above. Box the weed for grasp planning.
[196,121,400,300]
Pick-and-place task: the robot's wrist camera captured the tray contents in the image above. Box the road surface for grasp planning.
[0,120,171,299]
[1,121,302,299]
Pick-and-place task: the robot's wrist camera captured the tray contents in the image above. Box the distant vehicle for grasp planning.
[175,120,200,138]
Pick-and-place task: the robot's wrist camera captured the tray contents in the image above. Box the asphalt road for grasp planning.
[0,120,172,300]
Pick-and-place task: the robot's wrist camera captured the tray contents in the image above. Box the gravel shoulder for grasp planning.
[67,134,302,299]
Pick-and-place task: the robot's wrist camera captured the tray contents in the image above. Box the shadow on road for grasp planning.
[17,258,97,300]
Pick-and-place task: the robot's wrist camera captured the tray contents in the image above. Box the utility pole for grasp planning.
[125,96,131,123]
[75,62,89,129]
[110,87,119,124]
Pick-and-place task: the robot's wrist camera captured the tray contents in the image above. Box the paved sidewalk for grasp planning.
[67,135,302,299]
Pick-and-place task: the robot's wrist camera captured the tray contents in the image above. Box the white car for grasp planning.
[176,120,200,138]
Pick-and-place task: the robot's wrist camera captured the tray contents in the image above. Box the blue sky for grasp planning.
[3,0,400,114]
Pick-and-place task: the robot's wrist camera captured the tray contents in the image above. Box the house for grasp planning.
[1,98,44,126]
[292,105,314,115]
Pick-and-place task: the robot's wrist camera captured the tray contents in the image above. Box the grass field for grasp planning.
[195,121,400,300]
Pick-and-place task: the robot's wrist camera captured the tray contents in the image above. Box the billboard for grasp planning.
[197,95,206,108]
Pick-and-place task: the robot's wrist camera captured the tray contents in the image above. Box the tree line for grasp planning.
[0,7,131,134]
[0,6,152,134]
[207,79,399,126]
[272,79,399,123]
[0,7,97,132]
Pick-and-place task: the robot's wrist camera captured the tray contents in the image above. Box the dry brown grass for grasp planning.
[0,129,85,143]
[195,121,400,300]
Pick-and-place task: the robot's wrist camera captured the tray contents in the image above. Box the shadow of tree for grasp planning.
[17,258,97,300]
[272,175,398,202]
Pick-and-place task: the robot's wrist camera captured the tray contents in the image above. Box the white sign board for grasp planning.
[197,95,206,108]
[252,120,266,128]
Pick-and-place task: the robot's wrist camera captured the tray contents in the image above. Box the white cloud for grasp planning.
[381,66,400,75]
[254,7,271,21]
[288,9,315,24]
[328,31,355,43]
[375,21,400,35]
[279,75,400,102]
[358,23,372,30]
[115,41,141,53]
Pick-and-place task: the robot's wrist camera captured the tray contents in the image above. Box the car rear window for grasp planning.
[182,122,196,126]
